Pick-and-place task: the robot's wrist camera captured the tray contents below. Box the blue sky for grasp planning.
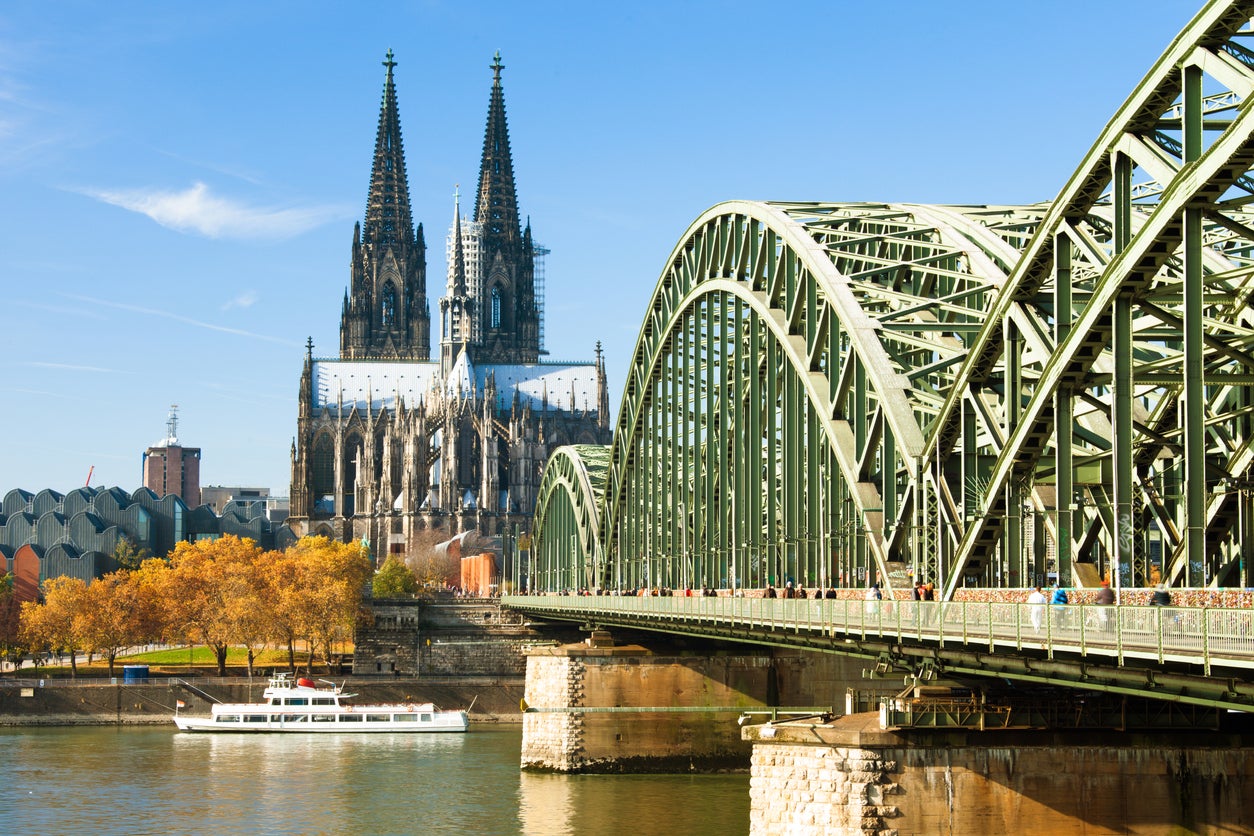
[0,0,1195,496]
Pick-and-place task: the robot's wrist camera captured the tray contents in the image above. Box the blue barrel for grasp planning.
[122,664,149,683]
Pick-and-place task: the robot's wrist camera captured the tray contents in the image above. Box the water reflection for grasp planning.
[1,727,747,836]
[518,772,576,835]
[168,732,474,834]
[518,770,750,836]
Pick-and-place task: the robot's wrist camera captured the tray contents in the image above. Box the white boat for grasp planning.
[173,673,469,733]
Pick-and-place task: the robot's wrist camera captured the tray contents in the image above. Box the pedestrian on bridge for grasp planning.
[1051,584,1070,627]
[1094,580,1115,631]
[865,582,882,617]
[1028,586,1047,631]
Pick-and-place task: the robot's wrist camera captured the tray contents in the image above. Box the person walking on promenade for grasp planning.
[1150,584,1172,606]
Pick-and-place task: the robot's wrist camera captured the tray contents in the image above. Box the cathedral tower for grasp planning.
[466,51,540,364]
[291,52,612,556]
[341,50,430,360]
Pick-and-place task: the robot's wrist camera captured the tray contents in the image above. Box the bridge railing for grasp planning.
[502,595,1254,673]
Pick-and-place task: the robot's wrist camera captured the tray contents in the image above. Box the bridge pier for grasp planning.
[520,631,862,773]
[744,713,1254,835]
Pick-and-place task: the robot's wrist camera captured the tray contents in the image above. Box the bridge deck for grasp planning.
[503,595,1254,712]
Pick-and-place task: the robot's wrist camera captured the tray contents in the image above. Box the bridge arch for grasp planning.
[593,201,1030,595]
[531,1,1254,599]
[530,445,609,593]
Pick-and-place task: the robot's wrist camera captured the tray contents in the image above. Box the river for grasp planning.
[0,726,750,835]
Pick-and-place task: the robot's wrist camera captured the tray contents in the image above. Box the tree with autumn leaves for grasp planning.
[18,535,370,677]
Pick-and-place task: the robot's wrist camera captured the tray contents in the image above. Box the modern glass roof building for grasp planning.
[0,485,294,601]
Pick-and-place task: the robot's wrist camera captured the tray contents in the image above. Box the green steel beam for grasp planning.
[530,3,1254,608]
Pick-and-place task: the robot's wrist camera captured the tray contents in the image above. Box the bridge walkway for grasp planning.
[503,595,1254,712]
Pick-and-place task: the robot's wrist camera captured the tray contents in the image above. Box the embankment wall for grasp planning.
[0,678,523,726]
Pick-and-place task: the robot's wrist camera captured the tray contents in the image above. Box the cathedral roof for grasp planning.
[484,363,599,413]
[311,358,600,414]
[313,361,441,411]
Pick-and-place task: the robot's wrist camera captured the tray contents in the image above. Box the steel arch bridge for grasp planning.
[530,1,1254,602]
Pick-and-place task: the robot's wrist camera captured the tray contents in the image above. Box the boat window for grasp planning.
[216,715,241,723]
[394,713,418,722]
[312,698,336,706]
[312,714,336,723]
[270,698,281,706]
[421,714,432,722]
[285,698,308,706]
[246,715,269,723]
[338,714,363,722]
[365,714,389,723]
[282,715,307,723]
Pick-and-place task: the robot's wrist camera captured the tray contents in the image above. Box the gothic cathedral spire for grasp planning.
[469,51,540,364]
[441,187,474,372]
[340,49,430,361]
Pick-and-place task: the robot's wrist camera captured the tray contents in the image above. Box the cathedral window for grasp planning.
[311,435,334,512]
[490,287,502,329]
[382,281,397,326]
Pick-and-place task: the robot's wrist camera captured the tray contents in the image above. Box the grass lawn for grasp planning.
[20,645,354,678]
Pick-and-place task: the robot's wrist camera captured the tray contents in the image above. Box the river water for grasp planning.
[0,726,749,836]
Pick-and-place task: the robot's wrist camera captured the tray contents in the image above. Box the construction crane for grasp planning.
[85,465,94,487]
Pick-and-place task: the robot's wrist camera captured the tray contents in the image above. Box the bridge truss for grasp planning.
[531,1,1254,601]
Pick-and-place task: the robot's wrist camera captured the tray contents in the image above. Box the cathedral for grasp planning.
[287,51,611,557]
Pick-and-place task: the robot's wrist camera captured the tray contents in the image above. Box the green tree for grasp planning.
[373,555,419,598]
[113,536,152,572]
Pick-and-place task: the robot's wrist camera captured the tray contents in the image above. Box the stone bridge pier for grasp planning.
[519,630,864,773]
[743,713,1254,835]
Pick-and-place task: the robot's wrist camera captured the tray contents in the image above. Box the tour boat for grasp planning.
[173,673,470,733]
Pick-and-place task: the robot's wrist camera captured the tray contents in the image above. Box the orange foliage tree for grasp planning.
[163,535,267,676]
[76,570,158,677]
[17,534,372,678]
[20,576,88,675]
[279,536,371,674]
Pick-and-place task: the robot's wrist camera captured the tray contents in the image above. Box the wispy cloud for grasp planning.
[60,292,301,347]
[10,300,108,319]
[24,361,124,374]
[222,289,259,311]
[81,181,346,240]
[11,387,84,400]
